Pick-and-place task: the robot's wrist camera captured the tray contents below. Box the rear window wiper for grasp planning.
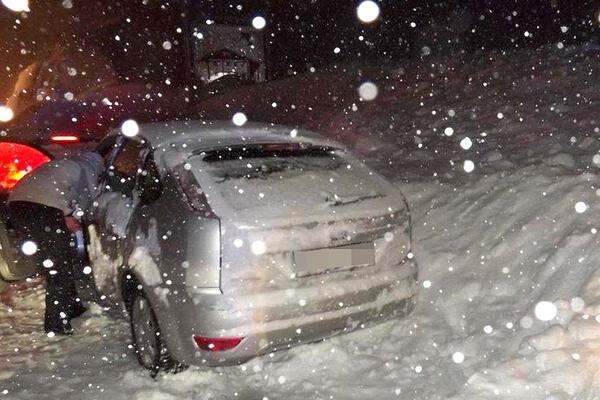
[325,193,384,207]
[212,162,289,182]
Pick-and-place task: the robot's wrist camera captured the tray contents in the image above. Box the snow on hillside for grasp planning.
[1,45,599,399]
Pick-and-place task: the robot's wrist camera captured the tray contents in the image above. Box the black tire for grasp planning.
[0,202,14,281]
[0,214,23,281]
[0,204,36,282]
[129,288,185,375]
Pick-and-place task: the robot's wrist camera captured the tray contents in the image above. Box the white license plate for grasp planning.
[293,242,375,276]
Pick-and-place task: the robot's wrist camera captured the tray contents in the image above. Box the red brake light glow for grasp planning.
[0,142,51,190]
[50,134,80,143]
[193,336,244,352]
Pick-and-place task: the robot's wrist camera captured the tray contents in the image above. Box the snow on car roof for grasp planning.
[114,120,340,151]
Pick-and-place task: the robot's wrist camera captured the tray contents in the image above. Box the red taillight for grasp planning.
[193,336,244,352]
[50,134,80,143]
[0,142,51,190]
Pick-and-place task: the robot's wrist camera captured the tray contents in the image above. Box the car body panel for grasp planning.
[151,258,417,366]
[84,121,418,365]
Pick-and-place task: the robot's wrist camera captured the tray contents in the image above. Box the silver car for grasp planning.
[87,120,418,371]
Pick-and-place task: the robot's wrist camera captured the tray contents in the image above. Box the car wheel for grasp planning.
[0,276,7,294]
[0,245,7,282]
[0,214,36,282]
[0,248,8,294]
[129,289,185,375]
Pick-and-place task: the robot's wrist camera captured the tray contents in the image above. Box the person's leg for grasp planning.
[8,201,81,334]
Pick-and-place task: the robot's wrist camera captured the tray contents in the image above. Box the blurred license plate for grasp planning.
[293,242,375,276]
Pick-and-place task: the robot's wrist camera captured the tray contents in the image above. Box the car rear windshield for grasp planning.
[188,143,385,215]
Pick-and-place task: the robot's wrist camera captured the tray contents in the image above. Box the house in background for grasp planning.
[192,25,266,85]
[197,49,262,84]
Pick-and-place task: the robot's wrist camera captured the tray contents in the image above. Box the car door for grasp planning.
[87,136,150,299]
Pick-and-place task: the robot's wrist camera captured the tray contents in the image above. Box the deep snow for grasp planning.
[1,44,599,399]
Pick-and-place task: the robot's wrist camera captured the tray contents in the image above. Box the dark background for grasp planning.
[1,0,598,97]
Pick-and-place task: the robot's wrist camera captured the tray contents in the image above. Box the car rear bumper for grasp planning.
[153,259,418,366]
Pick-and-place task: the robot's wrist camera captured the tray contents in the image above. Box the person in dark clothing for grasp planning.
[7,151,103,335]
[8,202,86,334]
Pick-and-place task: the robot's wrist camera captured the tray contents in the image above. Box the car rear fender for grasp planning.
[120,267,190,363]
[126,173,222,290]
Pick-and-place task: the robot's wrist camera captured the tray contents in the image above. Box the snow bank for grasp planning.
[456,274,600,399]
[0,45,598,399]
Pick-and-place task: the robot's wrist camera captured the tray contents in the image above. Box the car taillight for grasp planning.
[50,134,80,143]
[175,165,217,218]
[193,336,243,352]
[0,142,51,190]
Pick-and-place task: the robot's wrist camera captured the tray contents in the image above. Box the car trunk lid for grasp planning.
[185,143,411,294]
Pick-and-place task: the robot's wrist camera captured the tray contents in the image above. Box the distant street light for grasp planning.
[1,0,29,12]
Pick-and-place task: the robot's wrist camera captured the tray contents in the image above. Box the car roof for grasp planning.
[106,120,340,151]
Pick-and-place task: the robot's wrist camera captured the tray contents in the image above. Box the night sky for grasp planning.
[0,0,597,96]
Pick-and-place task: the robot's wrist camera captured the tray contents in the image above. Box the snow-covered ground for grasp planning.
[1,44,599,399]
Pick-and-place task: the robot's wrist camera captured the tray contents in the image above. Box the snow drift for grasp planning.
[0,44,599,399]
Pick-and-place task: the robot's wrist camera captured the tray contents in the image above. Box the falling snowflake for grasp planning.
[452,352,465,364]
[460,137,472,150]
[463,160,475,173]
[358,82,378,101]
[121,119,139,137]
[0,105,14,122]
[570,297,585,312]
[21,241,37,256]
[534,301,557,321]
[1,0,29,12]
[356,0,380,23]
[251,240,266,255]
[232,112,248,126]
[519,316,533,329]
[575,201,588,214]
[574,202,588,213]
[252,16,266,30]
